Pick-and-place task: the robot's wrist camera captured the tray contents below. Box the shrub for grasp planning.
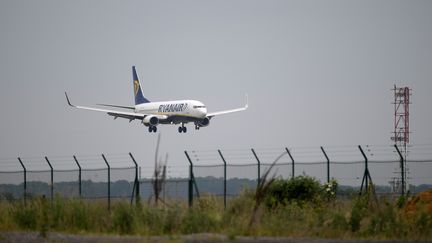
[265,176,322,208]
[323,179,338,201]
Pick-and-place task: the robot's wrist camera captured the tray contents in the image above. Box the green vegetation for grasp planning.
[264,176,323,207]
[0,176,431,240]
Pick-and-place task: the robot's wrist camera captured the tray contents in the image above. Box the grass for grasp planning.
[0,191,431,240]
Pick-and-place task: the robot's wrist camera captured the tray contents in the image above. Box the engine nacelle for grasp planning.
[196,117,210,127]
[143,115,159,126]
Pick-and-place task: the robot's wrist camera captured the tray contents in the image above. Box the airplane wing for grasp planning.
[65,92,146,121]
[207,94,248,118]
[96,103,135,110]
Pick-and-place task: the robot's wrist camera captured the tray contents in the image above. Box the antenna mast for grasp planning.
[391,85,411,194]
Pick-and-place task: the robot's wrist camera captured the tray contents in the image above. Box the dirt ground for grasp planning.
[1,232,431,243]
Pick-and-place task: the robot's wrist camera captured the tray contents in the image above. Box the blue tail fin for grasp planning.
[132,66,150,105]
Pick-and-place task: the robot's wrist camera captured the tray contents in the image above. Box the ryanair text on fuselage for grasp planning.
[158,103,188,113]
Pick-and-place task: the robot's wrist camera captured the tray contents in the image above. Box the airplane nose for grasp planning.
[201,108,207,117]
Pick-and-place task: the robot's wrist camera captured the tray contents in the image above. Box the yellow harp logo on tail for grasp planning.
[134,80,139,96]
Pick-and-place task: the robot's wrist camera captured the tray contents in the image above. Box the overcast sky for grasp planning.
[1,0,431,184]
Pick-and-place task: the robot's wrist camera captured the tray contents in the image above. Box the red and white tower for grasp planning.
[391,85,411,193]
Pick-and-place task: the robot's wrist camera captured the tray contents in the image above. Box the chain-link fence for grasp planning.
[1,145,431,209]
[0,153,139,209]
[186,145,432,207]
[139,179,189,202]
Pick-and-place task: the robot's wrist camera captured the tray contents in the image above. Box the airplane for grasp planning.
[65,66,248,133]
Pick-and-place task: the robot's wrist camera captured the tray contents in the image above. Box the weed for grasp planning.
[13,202,38,230]
[39,196,49,238]
[181,209,220,234]
[163,205,183,234]
[331,212,348,231]
[415,211,432,238]
[367,199,396,237]
[349,195,368,232]
[68,199,90,231]
[396,194,407,209]
[0,187,431,240]
[112,202,137,235]
[51,195,66,230]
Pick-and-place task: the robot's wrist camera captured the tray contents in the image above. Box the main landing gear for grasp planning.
[178,124,187,133]
[148,126,157,133]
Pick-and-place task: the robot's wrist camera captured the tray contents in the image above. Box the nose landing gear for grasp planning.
[148,126,157,133]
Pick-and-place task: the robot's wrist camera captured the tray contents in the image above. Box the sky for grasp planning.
[0,0,431,185]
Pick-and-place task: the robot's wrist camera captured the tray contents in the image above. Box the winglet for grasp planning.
[64,92,75,107]
[245,93,249,109]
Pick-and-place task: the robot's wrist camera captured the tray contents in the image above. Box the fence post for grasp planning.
[17,157,26,205]
[129,152,140,204]
[321,146,330,183]
[101,154,110,210]
[285,148,295,179]
[45,156,54,204]
[73,156,82,198]
[184,151,194,207]
[251,149,261,187]
[394,145,405,196]
[218,149,227,209]
[358,145,373,195]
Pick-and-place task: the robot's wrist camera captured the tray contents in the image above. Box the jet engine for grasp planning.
[196,117,210,127]
[143,115,159,126]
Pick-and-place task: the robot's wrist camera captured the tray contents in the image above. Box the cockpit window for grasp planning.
[193,105,206,109]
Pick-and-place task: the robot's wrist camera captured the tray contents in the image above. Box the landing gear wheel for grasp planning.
[149,126,157,133]
[178,125,187,133]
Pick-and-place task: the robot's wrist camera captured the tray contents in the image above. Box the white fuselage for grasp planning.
[135,100,207,120]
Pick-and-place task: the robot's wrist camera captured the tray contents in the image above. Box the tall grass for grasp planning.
[0,190,431,240]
